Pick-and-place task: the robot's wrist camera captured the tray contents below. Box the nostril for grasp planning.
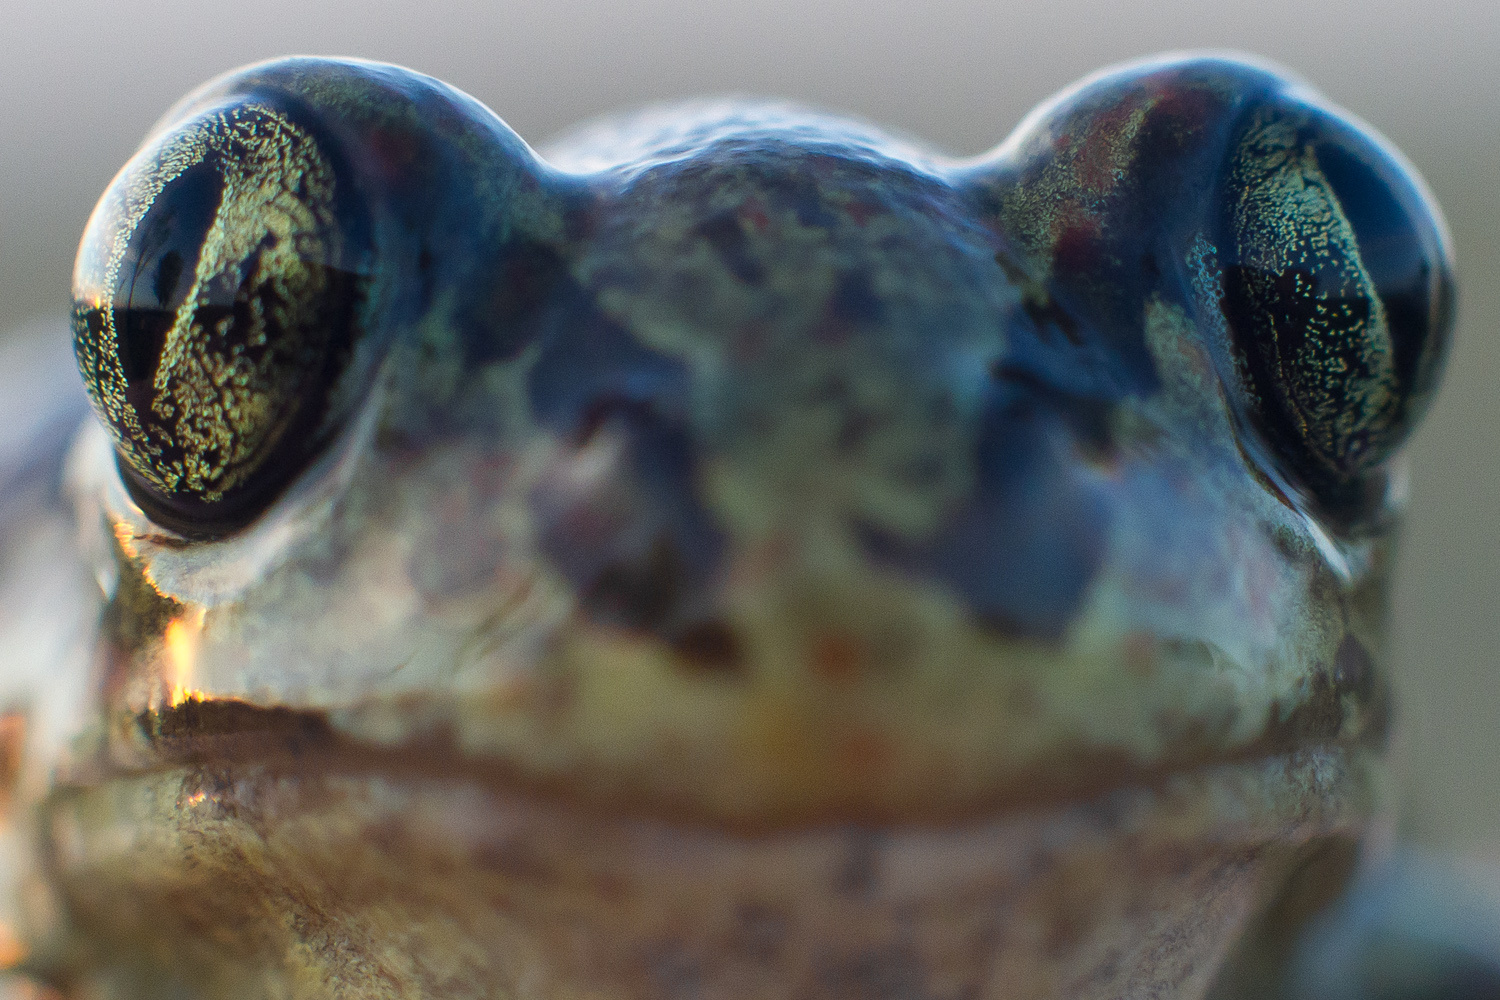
[987,359,1047,392]
[533,401,727,644]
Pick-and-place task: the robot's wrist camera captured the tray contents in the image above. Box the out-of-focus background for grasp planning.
[1,0,1495,851]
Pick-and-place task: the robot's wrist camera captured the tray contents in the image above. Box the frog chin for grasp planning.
[41,726,1375,999]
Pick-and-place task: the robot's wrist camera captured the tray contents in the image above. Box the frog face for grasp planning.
[41,54,1451,998]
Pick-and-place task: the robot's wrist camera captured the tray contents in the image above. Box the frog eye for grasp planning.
[72,99,372,539]
[1215,97,1454,506]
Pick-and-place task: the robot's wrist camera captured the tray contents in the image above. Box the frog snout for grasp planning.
[525,337,1117,652]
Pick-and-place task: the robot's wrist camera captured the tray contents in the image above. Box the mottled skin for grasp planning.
[0,53,1474,999]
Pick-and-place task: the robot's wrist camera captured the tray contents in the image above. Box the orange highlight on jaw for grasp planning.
[111,518,138,560]
[163,606,208,708]
[0,921,26,970]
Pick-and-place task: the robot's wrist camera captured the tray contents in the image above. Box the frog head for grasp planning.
[41,53,1452,998]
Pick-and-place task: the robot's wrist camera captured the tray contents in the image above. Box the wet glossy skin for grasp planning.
[0,53,1454,999]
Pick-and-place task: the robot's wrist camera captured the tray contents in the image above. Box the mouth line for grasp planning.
[55,687,1387,836]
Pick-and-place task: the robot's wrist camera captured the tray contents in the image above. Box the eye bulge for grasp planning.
[969,56,1455,523]
[72,93,376,539]
[1213,91,1455,508]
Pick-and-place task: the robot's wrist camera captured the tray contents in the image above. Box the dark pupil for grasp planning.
[1315,140,1435,396]
[114,159,222,393]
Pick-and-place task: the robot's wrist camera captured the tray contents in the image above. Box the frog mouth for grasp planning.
[74,675,1388,834]
[44,696,1378,1000]
[42,675,1377,1000]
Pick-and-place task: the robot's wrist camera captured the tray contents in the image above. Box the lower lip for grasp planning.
[44,743,1375,998]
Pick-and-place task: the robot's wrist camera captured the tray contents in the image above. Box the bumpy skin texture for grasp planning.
[0,54,1462,998]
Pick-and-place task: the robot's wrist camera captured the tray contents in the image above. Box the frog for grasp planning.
[0,50,1483,999]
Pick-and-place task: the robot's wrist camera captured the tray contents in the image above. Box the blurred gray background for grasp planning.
[1,0,1495,851]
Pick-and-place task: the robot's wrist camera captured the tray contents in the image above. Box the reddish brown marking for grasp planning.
[1070,97,1151,193]
[740,196,771,233]
[363,125,421,182]
[0,712,23,814]
[843,199,879,227]
[1141,84,1222,155]
[810,631,867,684]
[1052,218,1104,274]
